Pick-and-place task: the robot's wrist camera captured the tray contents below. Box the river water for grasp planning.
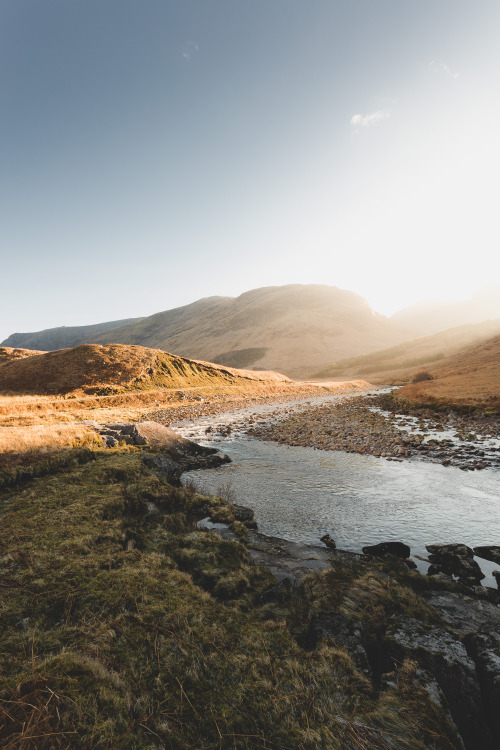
[176,394,500,585]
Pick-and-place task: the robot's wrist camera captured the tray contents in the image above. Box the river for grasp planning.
[175,393,500,586]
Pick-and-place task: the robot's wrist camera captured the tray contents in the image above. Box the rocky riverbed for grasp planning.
[245,392,500,471]
[143,382,364,426]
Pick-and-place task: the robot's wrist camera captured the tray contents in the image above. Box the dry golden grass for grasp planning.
[0,423,97,456]
[0,343,369,463]
[0,343,291,397]
[395,334,500,411]
[314,318,500,384]
[0,346,45,363]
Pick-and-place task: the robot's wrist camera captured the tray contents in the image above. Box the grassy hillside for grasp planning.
[1,286,410,378]
[0,347,44,363]
[0,343,290,397]
[394,334,500,412]
[313,318,500,384]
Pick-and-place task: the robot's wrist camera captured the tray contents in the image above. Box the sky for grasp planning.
[1,0,500,342]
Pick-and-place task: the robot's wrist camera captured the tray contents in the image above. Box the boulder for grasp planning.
[362,541,410,559]
[230,503,257,529]
[426,543,474,558]
[427,553,485,583]
[383,615,494,749]
[473,546,500,565]
[142,454,183,486]
[320,533,337,549]
[463,631,500,743]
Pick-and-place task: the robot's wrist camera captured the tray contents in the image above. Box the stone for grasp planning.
[427,553,485,582]
[425,543,474,558]
[383,615,495,749]
[362,541,410,559]
[142,454,183,486]
[320,533,336,549]
[463,631,500,743]
[230,504,257,529]
[473,546,500,565]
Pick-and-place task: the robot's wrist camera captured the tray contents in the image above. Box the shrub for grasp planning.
[412,371,434,383]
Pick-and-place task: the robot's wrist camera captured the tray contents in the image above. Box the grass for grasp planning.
[0,447,464,749]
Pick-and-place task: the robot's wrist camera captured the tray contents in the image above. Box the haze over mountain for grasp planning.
[390,285,500,336]
[315,317,500,384]
[2,285,411,378]
[2,318,142,352]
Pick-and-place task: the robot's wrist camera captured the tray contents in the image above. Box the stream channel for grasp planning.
[175,392,500,586]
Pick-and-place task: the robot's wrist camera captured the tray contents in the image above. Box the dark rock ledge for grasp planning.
[89,420,231,482]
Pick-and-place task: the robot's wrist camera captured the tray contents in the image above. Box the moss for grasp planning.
[0,449,464,749]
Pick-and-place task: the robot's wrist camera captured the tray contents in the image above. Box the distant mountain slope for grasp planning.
[394,334,500,411]
[0,343,290,396]
[86,285,409,377]
[391,285,500,336]
[313,318,500,384]
[1,317,143,351]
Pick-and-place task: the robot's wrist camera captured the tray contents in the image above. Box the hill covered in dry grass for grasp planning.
[313,318,500,385]
[395,334,500,412]
[0,343,290,397]
[0,346,44,363]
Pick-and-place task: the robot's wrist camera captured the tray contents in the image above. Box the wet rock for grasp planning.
[473,546,500,565]
[362,541,411,559]
[463,631,500,743]
[427,554,485,583]
[426,543,474,557]
[320,533,337,549]
[383,615,494,749]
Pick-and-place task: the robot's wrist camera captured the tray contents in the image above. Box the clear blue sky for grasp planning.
[2,1,499,341]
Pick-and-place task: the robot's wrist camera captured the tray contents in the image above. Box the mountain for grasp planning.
[394,333,500,411]
[313,318,500,384]
[1,317,142,351]
[391,285,500,336]
[0,343,290,396]
[2,285,409,378]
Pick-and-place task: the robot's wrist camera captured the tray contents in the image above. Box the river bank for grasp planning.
[245,392,500,472]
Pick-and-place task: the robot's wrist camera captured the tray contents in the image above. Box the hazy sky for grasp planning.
[2,0,499,342]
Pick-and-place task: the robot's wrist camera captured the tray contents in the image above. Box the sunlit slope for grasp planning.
[313,318,500,384]
[0,347,45,364]
[395,334,500,411]
[88,285,409,377]
[0,343,290,396]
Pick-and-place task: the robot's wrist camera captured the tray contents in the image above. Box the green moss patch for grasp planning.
[0,450,462,749]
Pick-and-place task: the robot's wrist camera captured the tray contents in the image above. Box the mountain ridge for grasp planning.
[2,285,410,378]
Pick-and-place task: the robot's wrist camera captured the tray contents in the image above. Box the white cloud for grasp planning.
[428,59,459,79]
[182,41,199,61]
[350,110,391,132]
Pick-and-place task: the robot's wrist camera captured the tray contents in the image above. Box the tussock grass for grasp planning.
[0,449,461,749]
[0,423,97,455]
